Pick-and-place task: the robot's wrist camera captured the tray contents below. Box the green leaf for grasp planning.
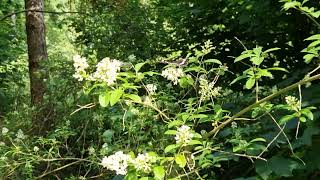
[256,69,273,78]
[245,77,255,89]
[251,56,264,66]
[264,47,280,53]
[234,53,252,62]
[303,54,316,63]
[300,108,314,120]
[255,160,272,180]
[305,34,320,41]
[279,114,295,125]
[230,74,247,85]
[110,89,124,106]
[188,140,202,145]
[134,62,146,72]
[283,1,301,10]
[175,154,187,168]
[99,92,110,107]
[168,120,184,128]
[250,138,266,143]
[204,59,222,65]
[164,130,177,135]
[125,94,142,103]
[267,67,288,72]
[307,40,320,47]
[102,130,114,143]
[126,171,138,180]
[164,144,179,153]
[299,117,307,122]
[153,166,165,180]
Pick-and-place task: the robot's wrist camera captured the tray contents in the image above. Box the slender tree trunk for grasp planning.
[25,0,48,134]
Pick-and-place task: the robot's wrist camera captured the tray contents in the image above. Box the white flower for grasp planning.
[175,125,194,145]
[73,55,89,81]
[33,146,39,152]
[101,151,131,175]
[161,67,184,85]
[2,127,8,135]
[146,84,157,95]
[131,153,153,173]
[15,129,26,140]
[199,77,221,101]
[285,96,300,111]
[0,142,5,146]
[88,147,95,155]
[91,57,123,86]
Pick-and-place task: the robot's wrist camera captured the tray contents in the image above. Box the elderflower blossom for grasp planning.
[146,84,157,95]
[175,125,194,145]
[131,153,154,173]
[15,129,26,140]
[2,127,8,135]
[285,96,300,111]
[101,151,131,175]
[199,77,221,101]
[91,57,122,86]
[161,67,184,85]
[72,55,89,81]
[33,146,39,152]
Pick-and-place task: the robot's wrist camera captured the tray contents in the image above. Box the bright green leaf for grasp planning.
[175,154,187,168]
[153,166,165,180]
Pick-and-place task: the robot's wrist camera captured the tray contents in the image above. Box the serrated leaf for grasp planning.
[153,166,165,180]
[164,130,177,135]
[110,89,124,106]
[279,114,295,125]
[164,144,179,153]
[175,154,187,168]
[245,77,255,89]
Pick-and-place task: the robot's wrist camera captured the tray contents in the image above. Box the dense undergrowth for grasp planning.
[1,0,320,179]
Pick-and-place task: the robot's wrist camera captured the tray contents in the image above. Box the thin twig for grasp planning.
[259,124,286,157]
[204,73,320,138]
[70,103,95,115]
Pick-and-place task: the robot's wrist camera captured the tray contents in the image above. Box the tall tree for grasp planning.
[25,0,48,133]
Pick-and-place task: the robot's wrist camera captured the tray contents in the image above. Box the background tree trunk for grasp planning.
[25,0,48,134]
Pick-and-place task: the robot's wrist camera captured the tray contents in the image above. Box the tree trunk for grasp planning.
[25,0,48,133]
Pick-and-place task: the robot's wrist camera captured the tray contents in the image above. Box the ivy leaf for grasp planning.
[175,154,187,168]
[153,166,165,180]
[110,89,124,106]
[245,77,255,89]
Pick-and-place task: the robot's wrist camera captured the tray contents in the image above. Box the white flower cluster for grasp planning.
[101,151,131,175]
[146,84,157,95]
[72,55,123,86]
[161,67,184,85]
[73,55,89,81]
[175,125,194,145]
[131,153,154,173]
[199,77,221,101]
[2,127,8,135]
[15,129,26,140]
[91,57,122,86]
[285,96,300,111]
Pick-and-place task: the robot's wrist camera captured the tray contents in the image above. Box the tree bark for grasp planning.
[25,0,48,134]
